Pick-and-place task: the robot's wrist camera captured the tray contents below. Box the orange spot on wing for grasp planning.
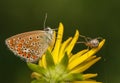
[17,48,21,51]
[10,39,13,43]
[17,48,20,52]
[18,51,23,55]
[9,39,13,46]
[23,52,27,57]
[20,40,24,43]
[27,53,31,58]
[16,43,22,53]
[32,55,38,59]
[17,44,22,48]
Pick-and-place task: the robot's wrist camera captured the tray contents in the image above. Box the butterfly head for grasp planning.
[44,27,54,35]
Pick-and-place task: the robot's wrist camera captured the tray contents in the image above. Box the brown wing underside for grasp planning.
[5,30,49,62]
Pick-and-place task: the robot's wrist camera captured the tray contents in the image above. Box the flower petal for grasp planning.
[39,54,46,68]
[68,39,105,70]
[70,57,101,73]
[52,22,64,64]
[83,73,98,80]
[58,37,72,62]
[73,81,102,83]
[31,72,41,79]
[69,49,89,62]
[65,30,79,57]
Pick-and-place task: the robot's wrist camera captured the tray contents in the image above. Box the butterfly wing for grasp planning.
[6,30,53,62]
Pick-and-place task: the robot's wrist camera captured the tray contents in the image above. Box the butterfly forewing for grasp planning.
[6,30,53,62]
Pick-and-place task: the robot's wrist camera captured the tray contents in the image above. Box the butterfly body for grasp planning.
[5,27,54,62]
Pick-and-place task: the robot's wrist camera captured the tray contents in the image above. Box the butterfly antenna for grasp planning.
[43,13,47,30]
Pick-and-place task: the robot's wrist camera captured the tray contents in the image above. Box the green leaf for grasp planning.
[64,73,83,81]
[31,79,47,83]
[27,62,46,75]
[45,50,55,68]
[59,52,69,69]
[48,52,69,82]
[55,52,68,76]
[31,80,39,83]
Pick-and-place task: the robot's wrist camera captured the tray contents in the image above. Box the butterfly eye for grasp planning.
[44,27,50,31]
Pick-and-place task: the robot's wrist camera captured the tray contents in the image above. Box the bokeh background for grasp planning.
[0,0,120,83]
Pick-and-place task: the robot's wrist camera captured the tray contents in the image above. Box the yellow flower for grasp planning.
[27,23,105,83]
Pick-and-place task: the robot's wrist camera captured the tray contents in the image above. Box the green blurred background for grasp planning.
[0,0,120,83]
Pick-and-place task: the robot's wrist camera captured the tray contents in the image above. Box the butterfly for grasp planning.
[5,27,54,63]
[5,13,56,62]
